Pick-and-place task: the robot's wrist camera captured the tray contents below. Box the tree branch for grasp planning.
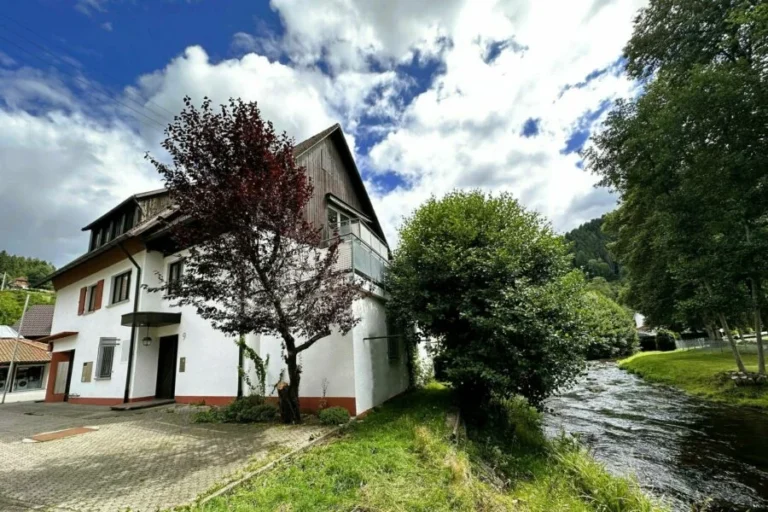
[296,329,331,353]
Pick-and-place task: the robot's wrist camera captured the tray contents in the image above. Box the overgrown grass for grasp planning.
[191,383,663,511]
[619,349,768,408]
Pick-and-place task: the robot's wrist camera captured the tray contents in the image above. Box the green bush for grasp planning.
[193,395,278,424]
[193,408,222,423]
[655,329,678,351]
[477,396,546,451]
[581,291,638,360]
[318,406,350,425]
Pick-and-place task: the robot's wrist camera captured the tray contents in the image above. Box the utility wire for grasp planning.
[0,33,170,131]
[0,12,177,120]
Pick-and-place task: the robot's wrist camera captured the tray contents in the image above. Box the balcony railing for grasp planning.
[325,219,389,284]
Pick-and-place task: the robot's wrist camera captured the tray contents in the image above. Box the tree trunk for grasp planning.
[278,351,302,424]
[719,313,748,373]
[752,279,766,375]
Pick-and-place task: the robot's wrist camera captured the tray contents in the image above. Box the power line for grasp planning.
[0,12,177,121]
[0,33,170,131]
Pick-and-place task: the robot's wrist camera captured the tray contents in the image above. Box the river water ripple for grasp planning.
[544,362,768,511]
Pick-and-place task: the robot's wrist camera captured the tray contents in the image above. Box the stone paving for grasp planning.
[0,401,331,511]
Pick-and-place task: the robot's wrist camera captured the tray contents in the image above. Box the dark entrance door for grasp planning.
[155,335,178,399]
[63,350,74,401]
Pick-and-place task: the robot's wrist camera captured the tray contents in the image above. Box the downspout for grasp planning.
[118,242,142,404]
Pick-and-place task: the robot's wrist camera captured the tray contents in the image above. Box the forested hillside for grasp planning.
[564,216,620,281]
[0,250,55,289]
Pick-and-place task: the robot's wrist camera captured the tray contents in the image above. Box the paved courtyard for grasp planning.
[0,401,331,511]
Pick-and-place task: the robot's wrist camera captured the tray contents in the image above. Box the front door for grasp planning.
[155,336,178,399]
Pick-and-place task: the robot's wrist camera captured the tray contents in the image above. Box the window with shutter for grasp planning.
[87,284,98,312]
[96,338,117,379]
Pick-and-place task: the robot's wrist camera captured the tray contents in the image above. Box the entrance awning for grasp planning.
[121,312,181,327]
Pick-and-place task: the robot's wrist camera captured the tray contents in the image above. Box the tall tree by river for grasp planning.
[585,0,768,374]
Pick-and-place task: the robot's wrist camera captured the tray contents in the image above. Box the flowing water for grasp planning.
[544,362,768,511]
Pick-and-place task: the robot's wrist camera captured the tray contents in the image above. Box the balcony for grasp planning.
[325,219,389,285]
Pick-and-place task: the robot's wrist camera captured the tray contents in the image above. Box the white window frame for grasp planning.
[110,270,132,305]
[86,283,99,313]
[95,338,118,380]
[167,259,185,292]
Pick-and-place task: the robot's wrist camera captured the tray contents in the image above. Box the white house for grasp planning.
[38,124,409,415]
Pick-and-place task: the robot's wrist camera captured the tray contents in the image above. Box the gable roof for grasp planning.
[12,305,54,338]
[0,338,51,363]
[294,124,388,244]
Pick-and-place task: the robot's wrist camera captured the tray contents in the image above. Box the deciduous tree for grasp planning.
[147,97,360,423]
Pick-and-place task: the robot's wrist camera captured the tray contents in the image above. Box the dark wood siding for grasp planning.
[299,137,366,234]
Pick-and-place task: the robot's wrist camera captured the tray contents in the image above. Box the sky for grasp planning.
[0,0,646,267]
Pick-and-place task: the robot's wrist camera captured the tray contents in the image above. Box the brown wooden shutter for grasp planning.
[94,280,104,310]
[78,287,87,315]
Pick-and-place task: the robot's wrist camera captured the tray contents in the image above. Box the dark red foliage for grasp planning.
[146,97,360,422]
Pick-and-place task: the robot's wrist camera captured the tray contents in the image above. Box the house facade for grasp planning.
[39,124,408,415]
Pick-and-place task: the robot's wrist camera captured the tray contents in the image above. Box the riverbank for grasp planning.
[193,383,663,511]
[619,350,768,408]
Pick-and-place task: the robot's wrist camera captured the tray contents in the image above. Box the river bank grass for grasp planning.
[620,349,768,409]
[191,383,663,511]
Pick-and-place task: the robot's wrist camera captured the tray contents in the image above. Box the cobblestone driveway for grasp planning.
[0,402,330,511]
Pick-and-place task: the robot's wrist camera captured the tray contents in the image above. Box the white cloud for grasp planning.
[75,0,108,16]
[264,0,646,244]
[0,108,158,265]
[101,21,113,32]
[2,0,649,265]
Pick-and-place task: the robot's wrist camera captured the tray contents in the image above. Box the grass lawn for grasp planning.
[619,349,768,408]
[189,383,663,511]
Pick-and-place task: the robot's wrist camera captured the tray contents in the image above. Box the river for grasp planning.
[544,362,768,511]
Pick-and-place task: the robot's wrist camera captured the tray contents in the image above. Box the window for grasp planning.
[96,338,117,379]
[327,206,352,237]
[87,284,99,312]
[111,270,131,304]
[12,365,45,391]
[168,260,184,291]
[386,320,401,363]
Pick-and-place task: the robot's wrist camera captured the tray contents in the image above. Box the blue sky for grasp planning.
[0,0,645,266]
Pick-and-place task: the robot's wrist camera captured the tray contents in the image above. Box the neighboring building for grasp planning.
[13,304,55,340]
[38,124,408,415]
[0,327,51,403]
[12,277,29,289]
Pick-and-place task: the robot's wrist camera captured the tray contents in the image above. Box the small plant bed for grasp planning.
[619,350,768,409]
[193,396,280,424]
[193,383,662,511]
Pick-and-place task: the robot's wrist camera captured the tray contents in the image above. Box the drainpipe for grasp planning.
[118,242,142,404]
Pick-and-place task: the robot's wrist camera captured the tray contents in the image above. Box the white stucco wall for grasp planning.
[353,297,409,415]
[49,247,401,407]
[260,326,357,401]
[50,256,138,399]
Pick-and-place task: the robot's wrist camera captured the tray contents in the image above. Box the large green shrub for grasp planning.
[654,329,678,352]
[580,291,638,360]
[318,406,350,425]
[386,191,587,408]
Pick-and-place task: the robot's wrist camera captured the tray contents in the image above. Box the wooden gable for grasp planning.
[296,128,387,244]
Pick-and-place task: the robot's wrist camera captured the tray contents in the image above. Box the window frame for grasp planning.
[86,283,99,312]
[386,320,401,363]
[95,338,118,380]
[110,270,132,305]
[167,259,184,292]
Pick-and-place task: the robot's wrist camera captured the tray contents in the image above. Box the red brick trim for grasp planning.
[67,396,153,406]
[263,396,357,416]
[175,396,237,406]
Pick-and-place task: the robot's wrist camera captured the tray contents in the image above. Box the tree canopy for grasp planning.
[147,97,360,422]
[0,251,55,290]
[585,0,768,373]
[385,191,588,407]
